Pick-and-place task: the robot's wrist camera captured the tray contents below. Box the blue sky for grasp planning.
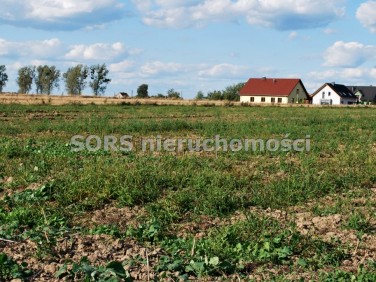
[1,0,376,98]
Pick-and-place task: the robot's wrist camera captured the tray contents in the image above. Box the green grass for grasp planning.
[0,104,375,280]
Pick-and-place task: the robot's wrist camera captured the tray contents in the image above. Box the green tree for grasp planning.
[222,82,245,101]
[167,88,181,99]
[207,90,223,100]
[89,64,111,96]
[195,90,205,100]
[17,66,35,94]
[0,65,8,93]
[137,84,149,98]
[35,65,60,95]
[156,93,166,98]
[63,64,89,95]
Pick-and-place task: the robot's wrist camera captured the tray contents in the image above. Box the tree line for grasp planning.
[195,82,245,101]
[134,83,245,101]
[135,84,182,99]
[0,64,111,96]
[1,64,244,99]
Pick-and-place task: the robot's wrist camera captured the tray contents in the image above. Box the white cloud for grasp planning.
[308,67,376,89]
[288,31,298,40]
[0,0,125,30]
[198,63,250,78]
[30,59,51,66]
[6,62,23,72]
[0,38,63,59]
[105,60,257,97]
[323,28,337,35]
[140,61,184,76]
[109,60,136,73]
[27,0,121,19]
[323,41,376,67]
[356,1,376,33]
[0,37,138,65]
[134,0,345,30]
[65,42,128,61]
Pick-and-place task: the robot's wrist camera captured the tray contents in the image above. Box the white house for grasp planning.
[347,86,376,104]
[115,92,129,99]
[239,77,309,104]
[312,83,357,105]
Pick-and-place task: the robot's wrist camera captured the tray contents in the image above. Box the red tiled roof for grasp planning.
[239,78,302,97]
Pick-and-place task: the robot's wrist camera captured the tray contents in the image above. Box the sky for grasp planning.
[1,0,376,98]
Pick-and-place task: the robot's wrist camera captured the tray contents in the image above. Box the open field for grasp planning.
[0,94,229,106]
[2,93,376,108]
[0,103,375,281]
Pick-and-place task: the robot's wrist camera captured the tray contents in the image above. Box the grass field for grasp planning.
[0,103,375,281]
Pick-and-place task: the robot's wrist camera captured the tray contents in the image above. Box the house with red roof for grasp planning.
[239,77,310,104]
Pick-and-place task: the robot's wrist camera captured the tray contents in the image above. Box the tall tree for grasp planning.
[35,65,60,95]
[222,82,245,101]
[207,90,223,100]
[63,64,89,95]
[167,88,181,99]
[137,84,149,98]
[17,66,35,94]
[195,90,205,100]
[89,64,111,96]
[0,65,8,93]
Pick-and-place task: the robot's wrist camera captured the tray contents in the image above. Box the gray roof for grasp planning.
[347,86,376,102]
[328,83,357,98]
[313,83,357,99]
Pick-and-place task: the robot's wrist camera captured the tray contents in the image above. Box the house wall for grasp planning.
[355,90,375,103]
[341,98,357,104]
[354,90,362,103]
[240,96,289,104]
[312,85,357,105]
[287,83,309,103]
[116,94,128,99]
[312,86,339,105]
[240,81,309,104]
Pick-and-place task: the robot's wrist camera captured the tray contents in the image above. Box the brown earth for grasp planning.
[1,235,165,281]
[1,176,375,280]
[2,93,375,107]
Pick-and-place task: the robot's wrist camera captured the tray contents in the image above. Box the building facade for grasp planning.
[239,78,309,104]
[312,83,357,105]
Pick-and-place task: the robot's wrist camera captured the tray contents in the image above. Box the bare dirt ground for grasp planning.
[1,235,164,282]
[2,93,374,107]
[0,94,228,106]
[1,187,374,281]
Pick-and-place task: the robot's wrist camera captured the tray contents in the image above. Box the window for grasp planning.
[328,92,331,96]
[322,92,325,99]
[250,97,254,102]
[271,98,275,103]
[296,89,300,94]
[278,98,282,103]
[261,97,266,102]
[291,98,295,103]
